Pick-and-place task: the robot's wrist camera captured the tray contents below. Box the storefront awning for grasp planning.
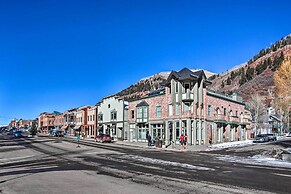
[61,125,68,130]
[227,121,239,125]
[73,125,81,131]
[213,120,227,124]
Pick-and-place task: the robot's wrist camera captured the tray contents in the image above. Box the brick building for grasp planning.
[63,108,77,135]
[86,106,97,138]
[126,68,251,146]
[38,112,55,133]
[74,106,90,137]
[54,113,64,130]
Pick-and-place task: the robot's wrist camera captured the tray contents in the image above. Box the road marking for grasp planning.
[272,173,291,178]
[222,171,232,173]
[244,165,291,172]
[0,155,37,162]
[121,155,215,171]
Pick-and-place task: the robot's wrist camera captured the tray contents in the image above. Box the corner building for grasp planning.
[127,68,250,146]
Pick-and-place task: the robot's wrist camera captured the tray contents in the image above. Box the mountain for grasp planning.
[116,69,215,100]
[116,34,291,103]
[208,34,291,103]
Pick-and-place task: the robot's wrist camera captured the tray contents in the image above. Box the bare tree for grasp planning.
[247,93,266,135]
[274,59,291,131]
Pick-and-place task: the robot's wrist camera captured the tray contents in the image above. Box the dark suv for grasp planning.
[266,134,277,141]
[253,134,269,143]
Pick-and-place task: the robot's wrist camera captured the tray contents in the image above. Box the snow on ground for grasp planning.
[121,155,215,171]
[217,155,291,168]
[206,140,253,151]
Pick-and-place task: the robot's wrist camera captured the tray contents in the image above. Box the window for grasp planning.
[169,86,171,94]
[169,104,173,116]
[224,108,226,116]
[98,114,103,121]
[183,102,190,112]
[137,108,142,119]
[136,106,148,123]
[131,110,135,119]
[184,83,190,92]
[236,111,238,117]
[175,82,179,93]
[144,107,148,119]
[111,111,117,120]
[207,105,212,116]
[175,103,180,115]
[88,116,89,122]
[156,106,162,117]
[176,121,180,140]
[108,104,110,108]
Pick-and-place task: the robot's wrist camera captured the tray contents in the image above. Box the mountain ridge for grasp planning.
[116,34,291,103]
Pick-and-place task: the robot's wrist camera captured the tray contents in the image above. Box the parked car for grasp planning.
[6,129,16,135]
[286,132,291,137]
[95,134,113,143]
[253,134,269,143]
[14,131,23,138]
[266,134,277,141]
[49,129,64,137]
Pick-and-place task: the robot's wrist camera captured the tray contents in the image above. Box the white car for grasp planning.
[286,132,291,137]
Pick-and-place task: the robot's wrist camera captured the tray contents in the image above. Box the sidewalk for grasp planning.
[114,140,210,152]
[48,134,210,152]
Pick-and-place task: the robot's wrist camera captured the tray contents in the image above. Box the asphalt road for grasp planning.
[1,134,291,194]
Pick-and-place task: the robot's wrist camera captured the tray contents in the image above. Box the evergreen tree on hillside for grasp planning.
[272,52,285,71]
[246,66,254,80]
[239,72,247,86]
[208,74,216,81]
[221,80,225,88]
[226,77,231,85]
[256,60,268,75]
[255,62,263,75]
[230,71,235,80]
[247,35,290,64]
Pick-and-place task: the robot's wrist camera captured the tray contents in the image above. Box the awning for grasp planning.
[213,120,227,124]
[61,125,68,130]
[73,125,81,131]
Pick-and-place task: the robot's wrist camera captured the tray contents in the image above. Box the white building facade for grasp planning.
[97,96,128,141]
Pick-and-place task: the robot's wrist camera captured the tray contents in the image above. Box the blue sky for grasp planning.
[0,0,290,125]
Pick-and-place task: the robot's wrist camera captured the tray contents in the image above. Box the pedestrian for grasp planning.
[180,134,185,150]
[147,133,152,146]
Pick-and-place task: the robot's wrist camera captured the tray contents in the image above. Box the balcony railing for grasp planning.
[215,114,227,121]
[229,116,240,123]
[182,89,194,102]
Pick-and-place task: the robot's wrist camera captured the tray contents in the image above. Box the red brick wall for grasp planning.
[206,94,245,121]
[128,94,166,123]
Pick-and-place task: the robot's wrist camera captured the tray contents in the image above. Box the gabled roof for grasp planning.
[176,68,195,78]
[136,100,149,107]
[165,68,210,85]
